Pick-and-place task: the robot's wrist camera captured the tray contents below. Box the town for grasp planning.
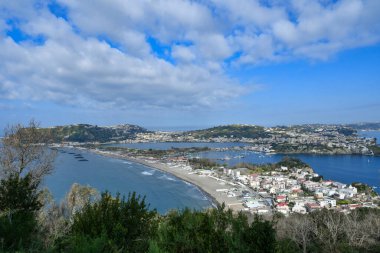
[131,124,378,155]
[161,155,379,216]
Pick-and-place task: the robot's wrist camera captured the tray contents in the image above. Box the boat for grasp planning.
[78,159,88,162]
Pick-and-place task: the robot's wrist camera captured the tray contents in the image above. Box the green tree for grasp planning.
[62,192,157,252]
[0,174,42,250]
[0,121,56,251]
[151,205,276,253]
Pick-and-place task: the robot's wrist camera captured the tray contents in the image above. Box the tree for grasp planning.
[277,213,314,253]
[0,120,56,184]
[0,120,56,251]
[65,183,99,217]
[152,205,276,253]
[62,191,158,252]
[0,174,42,250]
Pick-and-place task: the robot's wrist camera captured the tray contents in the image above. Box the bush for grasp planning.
[0,174,42,251]
[151,205,276,253]
[61,192,157,252]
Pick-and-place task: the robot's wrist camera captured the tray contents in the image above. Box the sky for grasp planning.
[0,0,379,130]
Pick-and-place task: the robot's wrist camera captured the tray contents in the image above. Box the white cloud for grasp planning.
[0,17,244,110]
[0,0,380,111]
[172,45,196,63]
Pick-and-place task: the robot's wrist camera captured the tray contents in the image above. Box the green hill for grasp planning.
[185,124,270,139]
[41,124,149,143]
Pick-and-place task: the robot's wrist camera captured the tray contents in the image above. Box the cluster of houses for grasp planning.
[131,125,376,155]
[219,165,379,215]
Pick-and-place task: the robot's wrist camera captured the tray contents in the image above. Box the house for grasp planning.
[276,202,290,215]
[305,203,322,212]
[348,204,362,210]
[292,205,307,214]
[318,198,336,208]
[276,195,287,203]
[322,180,333,186]
[314,192,324,199]
[338,188,357,198]
[333,182,346,189]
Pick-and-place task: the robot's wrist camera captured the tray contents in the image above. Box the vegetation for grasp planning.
[232,157,312,174]
[0,120,56,251]
[2,182,379,252]
[369,145,380,156]
[39,124,149,143]
[335,127,356,136]
[277,208,380,253]
[0,174,42,251]
[186,125,270,139]
[352,182,378,197]
[94,145,211,159]
[152,205,276,253]
[189,158,219,170]
[276,157,310,169]
[58,192,158,252]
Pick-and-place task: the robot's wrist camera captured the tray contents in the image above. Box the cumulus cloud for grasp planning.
[172,45,196,63]
[0,15,244,109]
[0,0,379,110]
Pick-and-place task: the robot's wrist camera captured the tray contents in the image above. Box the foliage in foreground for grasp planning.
[0,174,42,251]
[58,192,157,252]
[0,177,380,253]
[152,205,276,253]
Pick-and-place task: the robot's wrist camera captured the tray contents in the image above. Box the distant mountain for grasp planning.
[43,124,150,143]
[344,123,380,131]
[184,124,270,139]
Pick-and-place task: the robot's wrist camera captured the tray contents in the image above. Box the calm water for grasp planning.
[194,150,380,194]
[44,149,212,213]
[104,142,249,150]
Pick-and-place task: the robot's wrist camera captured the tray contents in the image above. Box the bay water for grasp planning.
[44,149,212,214]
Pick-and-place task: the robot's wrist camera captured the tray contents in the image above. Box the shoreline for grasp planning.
[88,149,245,212]
[123,156,220,209]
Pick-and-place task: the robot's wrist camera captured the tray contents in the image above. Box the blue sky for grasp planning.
[0,0,379,130]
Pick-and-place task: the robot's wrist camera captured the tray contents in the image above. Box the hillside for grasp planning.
[42,124,149,143]
[185,124,270,139]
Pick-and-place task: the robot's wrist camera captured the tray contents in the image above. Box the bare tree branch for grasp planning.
[0,120,56,185]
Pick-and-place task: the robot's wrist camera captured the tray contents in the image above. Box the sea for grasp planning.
[44,148,212,214]
[44,131,380,210]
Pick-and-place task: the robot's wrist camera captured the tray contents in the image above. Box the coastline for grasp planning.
[88,149,245,212]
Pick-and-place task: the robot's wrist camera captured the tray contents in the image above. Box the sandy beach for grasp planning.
[91,149,245,212]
